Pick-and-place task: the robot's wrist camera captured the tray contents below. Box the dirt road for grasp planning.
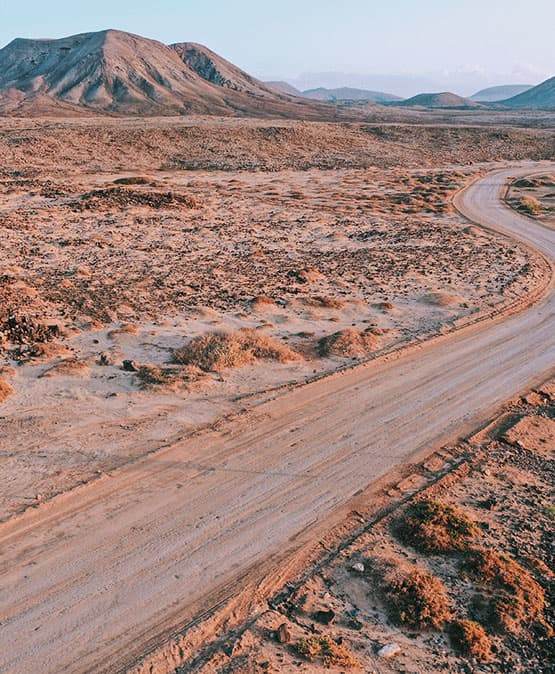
[1,165,554,673]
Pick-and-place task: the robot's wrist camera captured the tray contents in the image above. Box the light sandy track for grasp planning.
[0,165,554,674]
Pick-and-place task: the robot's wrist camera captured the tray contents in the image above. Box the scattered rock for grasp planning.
[351,562,365,573]
[313,608,336,625]
[275,623,291,644]
[377,643,402,659]
[122,359,139,372]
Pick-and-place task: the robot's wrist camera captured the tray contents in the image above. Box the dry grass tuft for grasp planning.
[317,328,379,358]
[173,330,300,372]
[397,499,477,554]
[0,378,13,403]
[448,619,492,661]
[303,295,345,310]
[250,295,277,309]
[517,196,542,216]
[294,635,357,668]
[113,176,153,185]
[377,562,452,629]
[463,548,549,635]
[135,364,204,390]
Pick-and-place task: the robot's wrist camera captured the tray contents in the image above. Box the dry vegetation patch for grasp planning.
[135,364,204,391]
[317,328,380,358]
[173,330,300,371]
[462,548,549,635]
[294,635,358,668]
[448,619,492,661]
[0,378,13,403]
[374,561,452,629]
[397,499,478,553]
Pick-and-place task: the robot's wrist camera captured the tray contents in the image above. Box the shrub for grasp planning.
[317,328,379,357]
[294,635,357,668]
[381,565,451,629]
[0,378,13,403]
[518,196,542,216]
[173,330,299,371]
[449,619,492,660]
[397,500,477,554]
[463,548,549,635]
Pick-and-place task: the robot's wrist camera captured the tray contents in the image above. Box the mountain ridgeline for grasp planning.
[0,29,553,116]
[0,29,334,117]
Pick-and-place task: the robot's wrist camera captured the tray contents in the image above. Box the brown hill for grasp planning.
[394,92,481,109]
[502,76,555,109]
[0,29,335,118]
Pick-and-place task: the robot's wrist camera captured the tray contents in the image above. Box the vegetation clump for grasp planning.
[517,196,542,216]
[317,327,379,358]
[294,635,357,668]
[463,548,549,635]
[173,329,299,371]
[381,564,452,629]
[448,619,492,661]
[0,378,13,403]
[397,499,477,553]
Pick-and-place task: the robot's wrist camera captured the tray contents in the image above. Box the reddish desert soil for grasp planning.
[0,122,547,522]
[0,116,553,673]
[190,378,555,674]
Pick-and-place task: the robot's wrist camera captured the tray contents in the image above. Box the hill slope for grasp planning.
[264,81,302,96]
[502,76,555,109]
[394,92,481,109]
[302,87,402,104]
[470,84,532,102]
[0,30,334,118]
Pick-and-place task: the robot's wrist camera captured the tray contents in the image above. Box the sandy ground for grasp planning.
[202,378,554,674]
[0,165,553,673]
[1,158,546,522]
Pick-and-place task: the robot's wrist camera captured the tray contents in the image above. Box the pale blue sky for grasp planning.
[0,0,553,95]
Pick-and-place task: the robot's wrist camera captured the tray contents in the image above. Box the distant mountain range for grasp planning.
[470,84,532,102]
[0,30,553,116]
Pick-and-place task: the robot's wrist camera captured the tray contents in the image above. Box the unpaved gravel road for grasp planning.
[0,164,554,674]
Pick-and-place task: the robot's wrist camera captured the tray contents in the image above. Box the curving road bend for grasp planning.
[0,165,554,673]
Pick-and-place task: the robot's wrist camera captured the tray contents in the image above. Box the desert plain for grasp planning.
[0,110,554,674]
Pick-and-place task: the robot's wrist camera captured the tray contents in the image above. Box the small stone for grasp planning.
[122,359,139,372]
[351,562,365,573]
[378,643,402,659]
[276,623,291,644]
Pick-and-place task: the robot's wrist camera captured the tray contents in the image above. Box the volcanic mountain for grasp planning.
[470,84,532,102]
[302,87,402,104]
[393,92,481,109]
[0,29,334,118]
[501,75,555,109]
